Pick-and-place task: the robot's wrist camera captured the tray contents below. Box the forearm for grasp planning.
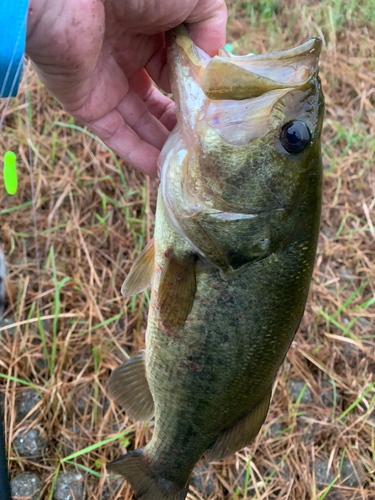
[0,0,29,97]
[0,0,58,98]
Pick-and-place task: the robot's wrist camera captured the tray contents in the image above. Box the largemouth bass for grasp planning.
[107,25,324,500]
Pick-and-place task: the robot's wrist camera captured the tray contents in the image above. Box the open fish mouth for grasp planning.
[175,26,321,100]
[167,26,322,146]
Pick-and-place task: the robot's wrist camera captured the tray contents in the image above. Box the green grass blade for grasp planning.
[78,312,123,336]
[338,380,375,421]
[243,455,252,498]
[318,475,339,499]
[64,460,104,478]
[61,429,133,462]
[0,374,41,393]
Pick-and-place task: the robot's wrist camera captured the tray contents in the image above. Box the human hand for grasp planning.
[26,0,227,176]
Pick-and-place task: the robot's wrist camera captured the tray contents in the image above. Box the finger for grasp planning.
[63,46,130,122]
[129,70,176,131]
[143,87,176,132]
[142,35,171,93]
[142,4,227,93]
[186,0,228,56]
[88,109,160,177]
[116,89,170,150]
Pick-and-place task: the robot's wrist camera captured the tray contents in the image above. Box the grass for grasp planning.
[0,0,374,498]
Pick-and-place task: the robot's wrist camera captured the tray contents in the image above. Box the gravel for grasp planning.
[236,465,256,496]
[0,391,5,408]
[11,472,43,500]
[321,380,342,407]
[190,462,216,496]
[16,389,42,421]
[321,226,333,238]
[340,458,366,487]
[102,476,124,500]
[314,458,334,485]
[71,386,93,416]
[269,459,291,496]
[61,422,90,456]
[269,422,283,437]
[357,317,372,331]
[273,458,290,480]
[53,471,85,500]
[297,417,316,444]
[289,379,313,404]
[337,268,355,282]
[0,316,16,336]
[13,426,47,458]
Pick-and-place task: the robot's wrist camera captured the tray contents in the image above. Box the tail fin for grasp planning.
[107,448,188,500]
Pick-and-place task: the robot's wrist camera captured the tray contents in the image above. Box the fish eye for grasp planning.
[280,121,310,154]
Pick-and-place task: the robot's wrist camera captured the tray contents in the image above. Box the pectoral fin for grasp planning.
[207,391,271,461]
[108,351,154,421]
[121,239,155,297]
[158,253,196,330]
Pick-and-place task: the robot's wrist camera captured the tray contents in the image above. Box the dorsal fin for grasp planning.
[158,252,196,331]
[121,239,155,297]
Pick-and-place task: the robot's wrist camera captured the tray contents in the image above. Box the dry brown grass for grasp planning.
[0,1,374,499]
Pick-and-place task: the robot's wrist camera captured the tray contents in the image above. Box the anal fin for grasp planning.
[207,391,271,461]
[108,351,154,421]
[122,239,155,297]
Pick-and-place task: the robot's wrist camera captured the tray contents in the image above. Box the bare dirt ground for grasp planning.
[0,1,374,499]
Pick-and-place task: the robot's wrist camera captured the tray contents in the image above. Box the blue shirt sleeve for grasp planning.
[0,0,29,97]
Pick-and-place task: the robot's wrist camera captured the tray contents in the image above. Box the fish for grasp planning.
[107,25,324,500]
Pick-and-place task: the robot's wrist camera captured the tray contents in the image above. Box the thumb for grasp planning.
[186,0,227,56]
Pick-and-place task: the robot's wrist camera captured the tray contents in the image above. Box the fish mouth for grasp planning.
[174,26,322,100]
[201,38,321,100]
[170,26,322,145]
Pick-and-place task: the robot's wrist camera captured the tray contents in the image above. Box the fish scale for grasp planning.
[107,24,324,500]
